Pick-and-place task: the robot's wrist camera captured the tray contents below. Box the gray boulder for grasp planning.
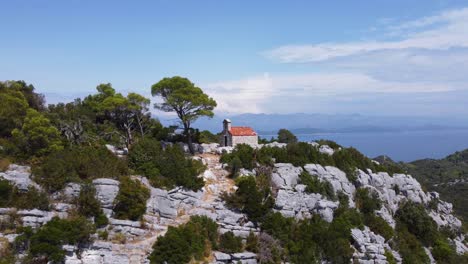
[271,163,303,189]
[0,164,40,191]
[92,178,120,215]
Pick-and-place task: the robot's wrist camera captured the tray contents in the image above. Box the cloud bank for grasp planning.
[207,8,468,115]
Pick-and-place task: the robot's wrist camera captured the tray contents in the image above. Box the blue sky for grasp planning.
[2,0,468,117]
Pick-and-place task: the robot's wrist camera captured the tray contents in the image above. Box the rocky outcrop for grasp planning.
[304,164,356,207]
[274,184,338,222]
[351,227,401,264]
[64,241,151,264]
[0,164,41,191]
[93,178,120,216]
[212,251,257,264]
[108,218,148,239]
[17,209,56,228]
[357,169,463,230]
[319,145,335,156]
[271,163,303,189]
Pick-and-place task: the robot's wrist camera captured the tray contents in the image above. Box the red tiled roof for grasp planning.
[229,127,257,136]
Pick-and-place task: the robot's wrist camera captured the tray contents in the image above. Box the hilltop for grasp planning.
[1,80,467,263]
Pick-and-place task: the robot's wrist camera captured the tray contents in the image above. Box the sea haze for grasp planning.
[173,113,468,162]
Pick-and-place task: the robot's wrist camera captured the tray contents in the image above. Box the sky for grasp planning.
[2,0,468,117]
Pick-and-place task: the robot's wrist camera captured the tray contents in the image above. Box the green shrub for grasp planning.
[113,177,150,221]
[14,187,49,211]
[33,146,127,192]
[219,231,243,253]
[395,225,430,264]
[220,144,255,170]
[261,208,362,264]
[395,201,438,246]
[245,232,259,253]
[0,158,10,172]
[223,176,274,223]
[128,138,205,190]
[196,130,219,143]
[355,188,381,215]
[227,156,242,177]
[364,214,394,241]
[0,179,49,210]
[315,139,341,150]
[77,184,102,217]
[97,230,109,240]
[384,249,397,264]
[76,184,108,227]
[149,216,218,264]
[27,216,95,263]
[299,171,336,200]
[94,213,109,228]
[277,129,297,144]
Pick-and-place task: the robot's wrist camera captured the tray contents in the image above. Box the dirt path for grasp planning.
[113,153,234,263]
[198,153,235,203]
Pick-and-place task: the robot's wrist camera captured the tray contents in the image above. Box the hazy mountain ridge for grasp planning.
[168,113,468,133]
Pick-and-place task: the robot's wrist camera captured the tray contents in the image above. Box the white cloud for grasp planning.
[264,8,468,63]
[205,72,455,114]
[206,7,468,115]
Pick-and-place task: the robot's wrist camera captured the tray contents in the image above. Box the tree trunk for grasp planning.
[184,123,195,155]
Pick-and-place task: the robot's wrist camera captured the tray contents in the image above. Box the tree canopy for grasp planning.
[151,76,216,153]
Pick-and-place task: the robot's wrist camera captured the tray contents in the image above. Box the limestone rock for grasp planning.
[271,163,303,189]
[274,188,338,222]
[304,164,355,207]
[0,164,40,191]
[62,182,82,201]
[200,143,220,154]
[93,178,120,215]
[351,227,395,263]
[319,145,335,155]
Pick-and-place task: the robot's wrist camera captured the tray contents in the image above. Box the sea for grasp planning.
[259,129,468,162]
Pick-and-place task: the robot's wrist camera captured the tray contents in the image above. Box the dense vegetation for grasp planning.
[128,138,205,190]
[0,179,49,211]
[401,150,468,222]
[33,146,128,192]
[221,142,403,182]
[14,217,95,263]
[1,80,467,263]
[0,79,217,262]
[149,216,219,264]
[113,177,150,221]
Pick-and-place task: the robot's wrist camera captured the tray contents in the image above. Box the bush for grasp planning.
[33,146,128,192]
[227,156,242,178]
[299,171,336,200]
[395,201,438,246]
[315,139,341,150]
[355,188,381,215]
[149,216,218,264]
[113,177,150,221]
[76,184,101,217]
[97,230,109,240]
[220,144,255,170]
[219,231,243,253]
[364,214,394,241]
[395,225,430,264]
[0,158,10,172]
[384,250,397,264]
[14,187,49,211]
[0,179,49,210]
[128,138,205,190]
[277,129,297,144]
[76,184,108,227]
[196,130,219,143]
[27,216,95,263]
[223,176,274,223]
